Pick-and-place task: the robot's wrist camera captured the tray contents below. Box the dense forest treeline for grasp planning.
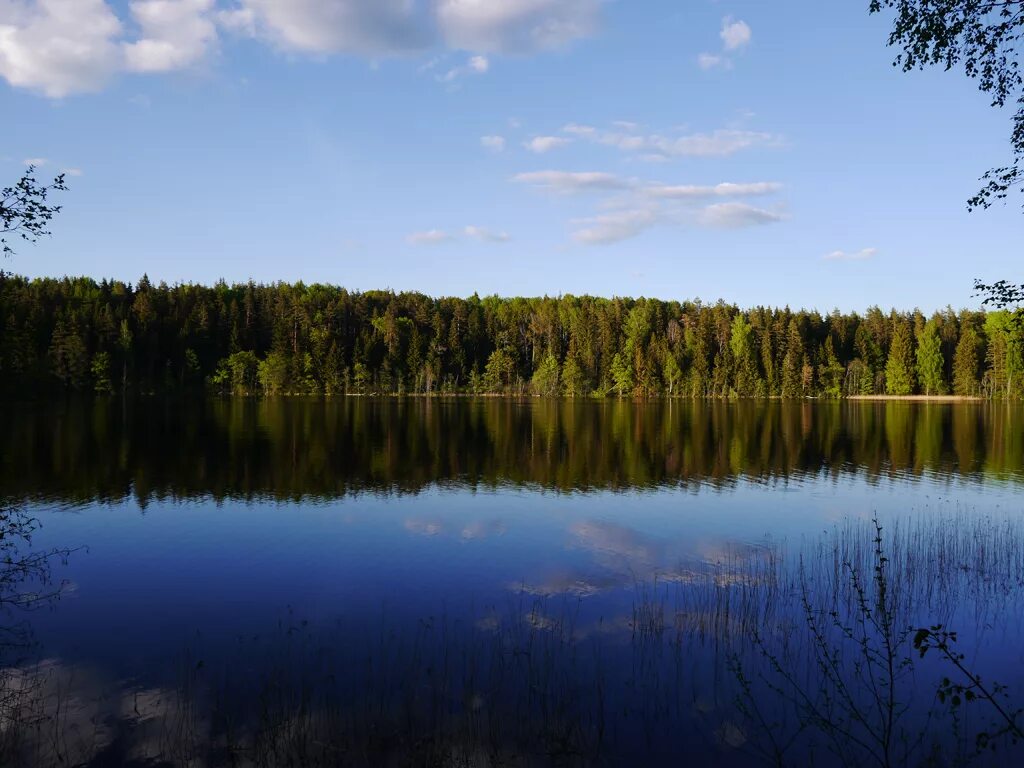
[1,274,1021,398]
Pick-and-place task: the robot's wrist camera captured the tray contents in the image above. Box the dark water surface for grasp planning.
[2,397,1024,766]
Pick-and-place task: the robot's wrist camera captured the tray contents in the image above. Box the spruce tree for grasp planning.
[781,320,803,398]
[885,318,916,395]
[819,338,845,398]
[952,325,981,396]
[915,320,945,395]
[729,313,758,396]
[561,354,586,397]
[531,354,560,396]
[610,352,633,397]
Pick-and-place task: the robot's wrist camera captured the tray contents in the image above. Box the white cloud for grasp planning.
[824,247,878,261]
[0,0,123,97]
[464,225,510,242]
[698,202,784,229]
[524,135,571,153]
[22,157,48,166]
[480,135,506,152]
[697,17,751,71]
[436,0,600,53]
[216,6,256,35]
[564,124,781,160]
[406,229,453,245]
[572,208,658,245]
[697,53,723,70]
[61,167,83,176]
[720,17,751,51]
[123,0,218,73]
[228,0,599,56]
[646,129,778,158]
[562,123,596,137]
[229,0,431,54]
[438,53,489,83]
[647,181,782,199]
[0,0,602,97]
[512,170,629,193]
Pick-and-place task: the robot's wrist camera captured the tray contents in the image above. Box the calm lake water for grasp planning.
[2,397,1024,767]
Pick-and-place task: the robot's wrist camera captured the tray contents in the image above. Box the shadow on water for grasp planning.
[1,513,1023,767]
[1,397,1023,504]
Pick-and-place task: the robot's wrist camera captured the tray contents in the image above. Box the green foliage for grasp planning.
[870,0,1024,210]
[1,167,67,257]
[953,324,982,396]
[257,351,290,395]
[610,352,633,397]
[352,362,371,395]
[661,348,683,396]
[484,347,517,393]
[531,354,560,397]
[91,351,113,394]
[913,624,1024,753]
[729,313,758,396]
[819,336,845,399]
[561,354,587,397]
[213,351,259,395]
[48,315,87,388]
[916,319,946,395]
[781,320,803,399]
[0,275,1018,398]
[886,317,916,395]
[983,311,1024,398]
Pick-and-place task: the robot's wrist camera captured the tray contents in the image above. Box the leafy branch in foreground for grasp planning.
[1,167,67,258]
[869,1,1024,210]
[974,278,1024,312]
[734,520,921,768]
[0,506,78,651]
[913,625,1024,755]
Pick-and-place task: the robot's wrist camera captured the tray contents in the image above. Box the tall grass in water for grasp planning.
[1,514,1023,767]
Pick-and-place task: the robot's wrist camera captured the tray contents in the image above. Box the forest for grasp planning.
[0,273,1021,399]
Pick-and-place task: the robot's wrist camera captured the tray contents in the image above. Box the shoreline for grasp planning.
[846,395,984,402]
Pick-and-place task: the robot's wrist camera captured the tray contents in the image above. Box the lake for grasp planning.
[2,397,1024,767]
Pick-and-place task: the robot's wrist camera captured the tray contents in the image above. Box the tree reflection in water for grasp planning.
[1,398,1022,503]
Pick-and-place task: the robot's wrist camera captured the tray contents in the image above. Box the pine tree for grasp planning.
[915,320,945,395]
[781,320,803,398]
[610,352,633,397]
[819,337,844,398]
[49,315,88,388]
[729,313,759,396]
[483,348,515,393]
[983,312,1023,398]
[91,351,113,394]
[952,325,981,396]
[561,354,586,397]
[662,348,683,396]
[531,354,560,396]
[885,318,916,395]
[3,273,1024,401]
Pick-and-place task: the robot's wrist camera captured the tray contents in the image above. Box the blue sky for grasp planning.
[1,0,1019,311]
